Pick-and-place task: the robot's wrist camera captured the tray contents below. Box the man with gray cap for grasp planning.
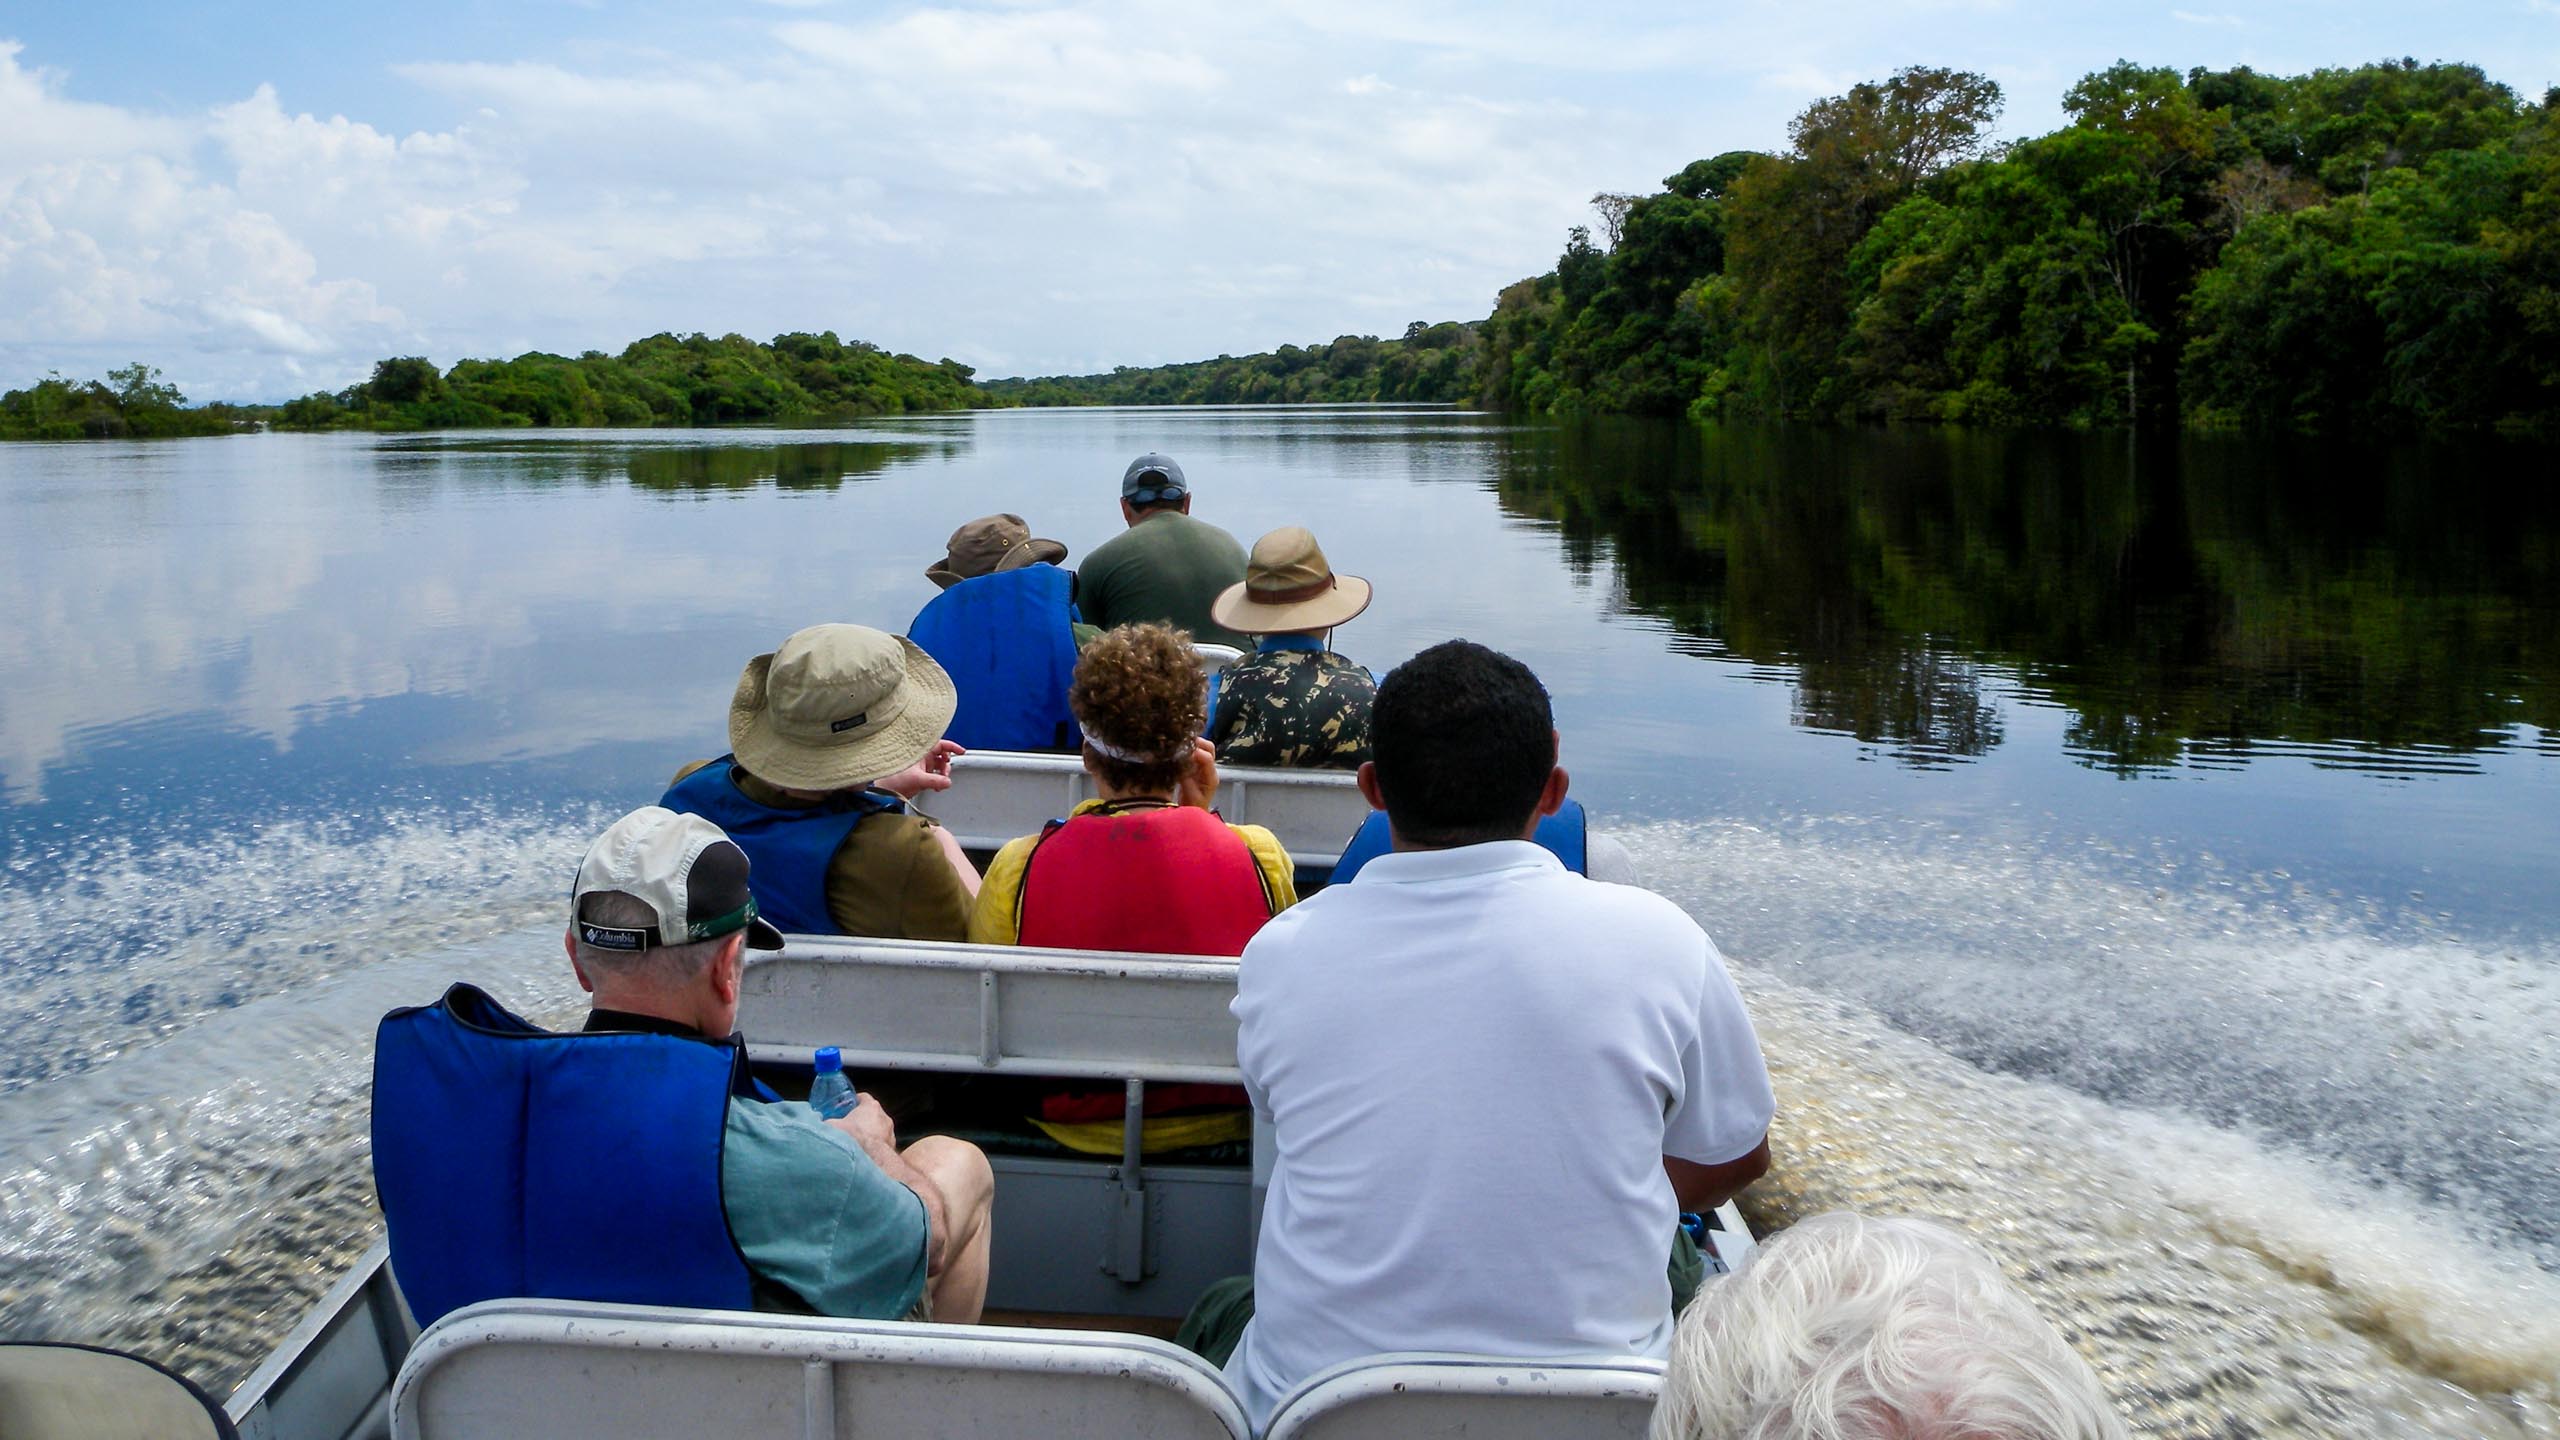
[1075,453,1252,650]
[371,806,994,1327]
[664,623,979,941]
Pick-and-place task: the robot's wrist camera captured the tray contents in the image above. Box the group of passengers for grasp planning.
[369,452,2127,1439]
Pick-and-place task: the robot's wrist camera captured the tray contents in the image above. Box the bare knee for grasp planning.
[903,1135,994,1217]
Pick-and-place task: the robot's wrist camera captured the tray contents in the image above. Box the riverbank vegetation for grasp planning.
[10,56,2555,439]
[270,332,982,431]
[0,366,257,440]
[1484,58,2560,431]
[983,321,1480,405]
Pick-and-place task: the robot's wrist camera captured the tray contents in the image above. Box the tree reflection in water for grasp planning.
[1492,420,2560,772]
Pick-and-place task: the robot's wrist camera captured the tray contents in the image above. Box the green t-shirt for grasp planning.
[722,1098,930,1319]
[1076,510,1252,650]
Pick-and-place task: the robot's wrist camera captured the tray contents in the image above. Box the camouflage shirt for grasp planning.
[1208,644,1376,771]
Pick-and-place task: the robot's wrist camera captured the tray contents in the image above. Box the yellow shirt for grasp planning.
[969,798,1298,947]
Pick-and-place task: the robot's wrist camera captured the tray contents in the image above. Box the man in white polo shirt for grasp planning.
[1190,638,1775,1426]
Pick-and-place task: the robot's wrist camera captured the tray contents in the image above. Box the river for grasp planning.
[1,408,2555,1434]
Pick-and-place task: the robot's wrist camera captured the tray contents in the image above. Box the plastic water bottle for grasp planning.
[807,1046,858,1119]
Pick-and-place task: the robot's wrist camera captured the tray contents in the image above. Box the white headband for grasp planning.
[1084,729,1191,765]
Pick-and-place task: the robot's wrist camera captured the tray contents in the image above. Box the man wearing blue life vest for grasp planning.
[1180,640,1776,1427]
[909,513,1100,752]
[371,807,994,1329]
[1074,454,1253,650]
[665,624,980,940]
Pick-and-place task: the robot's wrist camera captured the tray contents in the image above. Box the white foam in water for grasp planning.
[7,803,2560,1434]
[0,802,613,1091]
[1620,819,2560,1436]
[0,804,606,1380]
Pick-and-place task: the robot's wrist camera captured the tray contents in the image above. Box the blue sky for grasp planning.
[2,1,2555,402]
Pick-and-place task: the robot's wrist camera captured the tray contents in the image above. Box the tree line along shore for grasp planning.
[6,56,2553,441]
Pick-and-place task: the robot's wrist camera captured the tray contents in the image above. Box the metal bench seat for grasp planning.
[391,1300,1251,1440]
[1263,1353,1665,1440]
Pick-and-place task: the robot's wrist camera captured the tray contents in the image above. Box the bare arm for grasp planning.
[929,822,982,899]
[831,1101,955,1278]
[1665,1134,1770,1212]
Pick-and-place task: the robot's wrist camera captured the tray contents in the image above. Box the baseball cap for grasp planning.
[1121,453,1189,504]
[571,806,785,953]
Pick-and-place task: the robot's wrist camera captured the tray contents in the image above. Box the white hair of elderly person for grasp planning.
[1651,1212,2129,1440]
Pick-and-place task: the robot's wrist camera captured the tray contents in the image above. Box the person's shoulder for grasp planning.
[984,830,1040,871]
[1223,650,1288,683]
[1197,517,1246,554]
[1230,821,1289,861]
[1080,526,1137,571]
[669,756,717,787]
[1533,866,1706,946]
[842,807,948,878]
[1310,651,1376,685]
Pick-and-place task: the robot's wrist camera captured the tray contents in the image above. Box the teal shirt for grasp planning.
[1077,510,1252,650]
[722,1098,930,1318]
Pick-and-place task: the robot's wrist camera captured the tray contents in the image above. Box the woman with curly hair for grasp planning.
[969,622,1297,954]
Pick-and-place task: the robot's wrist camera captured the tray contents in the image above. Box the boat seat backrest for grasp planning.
[391,1300,1250,1440]
[1262,1354,1664,1440]
[739,938,1247,1082]
[914,750,1367,867]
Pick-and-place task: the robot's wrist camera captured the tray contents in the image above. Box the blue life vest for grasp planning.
[662,756,898,935]
[1330,799,1589,882]
[908,565,1083,752]
[371,983,752,1328]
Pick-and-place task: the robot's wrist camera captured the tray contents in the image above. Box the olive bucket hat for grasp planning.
[1210,526,1373,635]
[728,623,958,792]
[924,513,1068,589]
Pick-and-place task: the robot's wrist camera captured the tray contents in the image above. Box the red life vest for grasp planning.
[1016,803,1278,957]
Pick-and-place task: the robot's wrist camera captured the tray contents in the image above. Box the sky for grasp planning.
[2,1,2556,403]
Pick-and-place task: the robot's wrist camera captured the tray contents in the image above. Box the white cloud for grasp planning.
[35,1,2546,396]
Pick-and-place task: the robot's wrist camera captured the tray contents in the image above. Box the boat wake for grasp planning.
[1,804,2556,1437]
[0,805,605,1383]
[1623,818,2560,1438]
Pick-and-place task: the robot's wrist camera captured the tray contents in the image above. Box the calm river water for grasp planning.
[2,408,2556,1434]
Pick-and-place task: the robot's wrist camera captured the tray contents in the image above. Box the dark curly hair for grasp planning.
[1071,623,1208,793]
[1372,639,1555,846]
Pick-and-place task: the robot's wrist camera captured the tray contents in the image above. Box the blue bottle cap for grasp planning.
[814,1046,842,1073]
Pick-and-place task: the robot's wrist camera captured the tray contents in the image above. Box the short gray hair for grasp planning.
[573,890,733,988]
[1652,1212,2128,1440]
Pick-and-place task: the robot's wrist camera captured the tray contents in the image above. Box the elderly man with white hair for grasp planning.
[1651,1212,2129,1440]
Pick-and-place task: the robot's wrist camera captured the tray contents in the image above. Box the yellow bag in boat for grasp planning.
[1028,1110,1253,1156]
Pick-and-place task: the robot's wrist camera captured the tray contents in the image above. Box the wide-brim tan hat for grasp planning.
[1211,525,1372,635]
[728,624,958,792]
[925,513,1069,589]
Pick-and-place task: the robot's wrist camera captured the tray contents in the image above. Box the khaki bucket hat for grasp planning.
[1210,526,1373,635]
[925,514,1068,589]
[728,624,958,792]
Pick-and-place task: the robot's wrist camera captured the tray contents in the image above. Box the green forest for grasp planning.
[0,365,259,440]
[0,333,982,440]
[983,321,1481,405]
[267,331,983,431]
[1484,58,2560,430]
[8,55,2556,439]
